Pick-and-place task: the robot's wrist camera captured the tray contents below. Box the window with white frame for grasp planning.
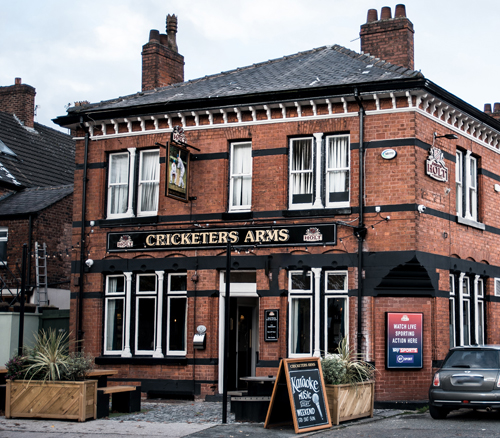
[288,271,312,357]
[450,273,485,346]
[0,227,7,265]
[325,271,348,354]
[229,141,252,211]
[104,275,125,354]
[137,150,160,215]
[166,273,187,355]
[476,278,484,345]
[107,148,160,218]
[289,134,349,210]
[456,149,478,223]
[449,274,455,349]
[135,274,157,354]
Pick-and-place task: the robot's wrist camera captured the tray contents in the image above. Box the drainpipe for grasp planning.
[28,214,32,294]
[354,89,367,356]
[78,118,89,350]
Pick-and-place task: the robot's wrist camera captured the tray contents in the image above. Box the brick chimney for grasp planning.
[360,4,414,70]
[484,103,500,121]
[0,78,36,128]
[142,14,184,91]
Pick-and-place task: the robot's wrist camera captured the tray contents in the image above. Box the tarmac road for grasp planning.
[2,408,500,437]
[319,409,500,438]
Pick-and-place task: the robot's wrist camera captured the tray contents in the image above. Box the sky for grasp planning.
[1,0,499,132]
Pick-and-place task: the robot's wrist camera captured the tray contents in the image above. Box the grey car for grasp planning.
[429,345,500,419]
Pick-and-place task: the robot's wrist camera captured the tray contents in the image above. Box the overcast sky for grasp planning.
[2,0,498,132]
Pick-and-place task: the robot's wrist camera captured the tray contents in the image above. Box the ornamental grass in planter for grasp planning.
[5,329,97,422]
[321,339,376,425]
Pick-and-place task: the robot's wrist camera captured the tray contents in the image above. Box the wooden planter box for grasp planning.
[325,380,375,426]
[5,380,97,422]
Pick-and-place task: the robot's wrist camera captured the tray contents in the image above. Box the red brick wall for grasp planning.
[72,96,500,399]
[0,194,73,292]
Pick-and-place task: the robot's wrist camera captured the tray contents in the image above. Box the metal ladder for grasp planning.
[35,242,48,306]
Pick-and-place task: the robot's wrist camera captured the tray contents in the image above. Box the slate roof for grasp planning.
[0,111,75,189]
[0,184,73,216]
[65,44,423,116]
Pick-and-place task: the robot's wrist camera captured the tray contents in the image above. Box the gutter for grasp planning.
[354,88,367,357]
[77,118,89,351]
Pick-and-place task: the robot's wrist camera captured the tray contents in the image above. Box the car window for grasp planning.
[443,350,499,369]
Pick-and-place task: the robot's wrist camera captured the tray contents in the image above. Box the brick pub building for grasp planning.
[55,6,500,404]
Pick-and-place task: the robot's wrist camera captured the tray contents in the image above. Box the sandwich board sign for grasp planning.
[264,358,331,434]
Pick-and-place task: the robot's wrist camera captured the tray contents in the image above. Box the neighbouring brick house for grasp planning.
[54,5,500,404]
[0,78,75,309]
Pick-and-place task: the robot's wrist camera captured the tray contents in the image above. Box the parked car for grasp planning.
[429,345,500,419]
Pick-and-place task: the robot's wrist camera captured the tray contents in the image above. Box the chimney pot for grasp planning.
[381,6,392,19]
[367,9,378,22]
[484,103,492,113]
[160,34,168,46]
[149,29,160,42]
[494,103,500,113]
[166,14,179,52]
[15,77,22,85]
[395,4,406,18]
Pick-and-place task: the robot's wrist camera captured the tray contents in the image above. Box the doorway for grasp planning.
[219,272,259,393]
[227,298,258,390]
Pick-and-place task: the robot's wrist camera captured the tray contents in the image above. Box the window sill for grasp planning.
[95,355,187,366]
[222,211,253,220]
[456,216,485,230]
[100,215,159,228]
[283,207,352,217]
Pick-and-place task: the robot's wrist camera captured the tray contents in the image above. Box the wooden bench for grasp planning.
[96,385,141,418]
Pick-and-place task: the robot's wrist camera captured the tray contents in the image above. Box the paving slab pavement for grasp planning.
[0,407,409,437]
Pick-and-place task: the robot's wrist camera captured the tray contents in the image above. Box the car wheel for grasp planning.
[429,405,448,419]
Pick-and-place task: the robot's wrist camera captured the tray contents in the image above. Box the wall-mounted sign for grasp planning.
[108,223,337,252]
[426,146,448,182]
[264,309,279,342]
[265,358,331,433]
[381,149,397,160]
[386,312,423,369]
[166,142,190,203]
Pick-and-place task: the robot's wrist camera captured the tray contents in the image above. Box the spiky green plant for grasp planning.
[321,338,375,385]
[23,329,70,382]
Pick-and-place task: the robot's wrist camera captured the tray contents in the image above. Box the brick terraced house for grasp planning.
[0,78,75,311]
[54,6,500,404]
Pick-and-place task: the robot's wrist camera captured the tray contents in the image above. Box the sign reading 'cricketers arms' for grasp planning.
[107,224,336,252]
[265,358,331,434]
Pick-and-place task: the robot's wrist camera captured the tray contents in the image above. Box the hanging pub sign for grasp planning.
[426,146,448,182]
[108,223,336,252]
[386,312,423,369]
[265,358,331,434]
[264,309,279,342]
[166,133,190,202]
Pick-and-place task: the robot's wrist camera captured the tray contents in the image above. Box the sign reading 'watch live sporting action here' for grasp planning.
[386,312,423,369]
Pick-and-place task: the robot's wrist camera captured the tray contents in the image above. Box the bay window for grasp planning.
[166,273,187,355]
[324,271,348,354]
[107,148,159,218]
[229,141,252,211]
[288,271,312,357]
[104,275,125,354]
[103,271,188,357]
[289,134,349,210]
[135,274,157,354]
[450,273,485,347]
